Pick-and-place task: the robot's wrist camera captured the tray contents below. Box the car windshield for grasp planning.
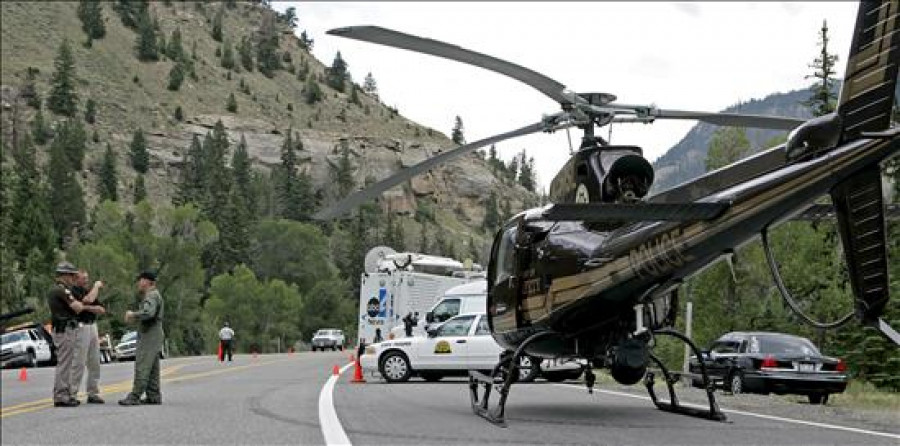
[436,315,475,337]
[121,332,137,342]
[1,332,27,344]
[748,335,820,356]
[710,340,742,354]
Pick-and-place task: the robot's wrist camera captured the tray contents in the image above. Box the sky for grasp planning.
[274,2,858,191]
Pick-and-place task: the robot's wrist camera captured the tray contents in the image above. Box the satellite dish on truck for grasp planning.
[364,246,397,274]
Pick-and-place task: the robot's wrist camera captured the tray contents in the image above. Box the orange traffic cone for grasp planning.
[18,367,27,382]
[332,364,340,376]
[351,358,366,384]
[217,342,223,362]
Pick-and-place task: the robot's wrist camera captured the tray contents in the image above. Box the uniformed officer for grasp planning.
[218,322,235,362]
[119,271,165,406]
[48,261,86,407]
[72,270,106,404]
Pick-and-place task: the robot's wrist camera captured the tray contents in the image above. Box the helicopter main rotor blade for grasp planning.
[651,109,805,130]
[313,121,555,220]
[327,26,574,106]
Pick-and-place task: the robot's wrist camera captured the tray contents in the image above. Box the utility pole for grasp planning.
[682,281,694,384]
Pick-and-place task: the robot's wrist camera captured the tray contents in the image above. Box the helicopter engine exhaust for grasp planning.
[610,338,649,385]
[598,148,655,203]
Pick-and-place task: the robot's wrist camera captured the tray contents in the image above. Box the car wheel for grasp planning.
[420,372,443,382]
[728,372,744,395]
[517,356,539,383]
[26,351,37,368]
[808,393,827,405]
[380,351,412,383]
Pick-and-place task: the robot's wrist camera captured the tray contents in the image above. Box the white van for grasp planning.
[388,280,487,339]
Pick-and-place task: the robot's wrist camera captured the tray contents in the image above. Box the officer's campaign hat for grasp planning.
[136,270,157,282]
[55,261,79,275]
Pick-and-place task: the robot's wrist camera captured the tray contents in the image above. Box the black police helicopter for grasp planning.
[315,0,900,426]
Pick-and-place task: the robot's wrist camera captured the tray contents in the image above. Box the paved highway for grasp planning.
[2,351,897,445]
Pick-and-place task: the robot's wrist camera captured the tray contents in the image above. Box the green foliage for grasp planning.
[363,72,378,100]
[166,28,184,61]
[21,67,42,109]
[349,85,361,107]
[250,219,340,294]
[167,63,184,91]
[31,109,50,145]
[77,0,106,43]
[175,134,204,206]
[274,131,313,221]
[84,99,97,124]
[7,136,55,270]
[451,116,465,145]
[174,105,184,122]
[135,6,158,62]
[98,143,118,202]
[482,191,500,232]
[133,174,147,203]
[256,13,281,78]
[231,135,254,218]
[516,150,536,192]
[705,127,750,171]
[48,39,79,117]
[53,119,87,170]
[303,77,323,105]
[804,20,839,117]
[211,4,224,42]
[221,38,235,70]
[48,131,86,247]
[326,51,349,92]
[129,128,149,173]
[226,92,237,112]
[238,36,254,72]
[113,0,147,30]
[330,140,355,200]
[299,30,314,51]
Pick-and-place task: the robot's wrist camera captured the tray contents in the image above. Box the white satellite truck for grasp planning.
[357,246,484,346]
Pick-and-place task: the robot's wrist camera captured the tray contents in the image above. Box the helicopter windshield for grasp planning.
[491,225,517,287]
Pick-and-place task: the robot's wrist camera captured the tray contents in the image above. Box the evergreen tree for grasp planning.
[174,105,184,121]
[112,0,147,30]
[804,20,839,117]
[299,30,314,51]
[48,40,79,117]
[221,38,235,70]
[326,51,349,92]
[232,134,254,217]
[135,7,159,61]
[130,128,150,173]
[84,98,97,124]
[256,13,281,77]
[175,134,205,206]
[238,36,254,72]
[226,92,238,113]
[168,63,184,91]
[363,72,378,100]
[330,140,356,199]
[274,131,311,221]
[49,132,86,246]
[451,116,465,145]
[167,28,184,61]
[98,143,118,202]
[31,109,50,145]
[304,76,323,104]
[9,135,55,266]
[55,119,87,170]
[517,150,536,192]
[133,174,147,203]
[419,222,430,253]
[77,0,106,43]
[157,32,167,57]
[483,191,500,232]
[279,7,298,29]
[22,67,41,109]
[211,5,224,42]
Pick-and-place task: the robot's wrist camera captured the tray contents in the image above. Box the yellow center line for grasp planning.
[0,357,293,418]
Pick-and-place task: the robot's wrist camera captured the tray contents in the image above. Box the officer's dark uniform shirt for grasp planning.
[71,285,103,324]
[48,283,77,323]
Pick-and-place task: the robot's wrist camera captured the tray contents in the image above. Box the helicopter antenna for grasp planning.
[565,127,574,155]
[608,121,614,144]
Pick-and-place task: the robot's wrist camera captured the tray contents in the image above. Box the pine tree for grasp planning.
[804,20,839,117]
[226,92,238,113]
[54,119,87,170]
[238,36,254,72]
[175,134,205,206]
[48,131,86,246]
[299,30,314,51]
[451,116,465,145]
[91,129,99,143]
[304,77,323,104]
[221,38,235,70]
[168,63,184,91]
[135,7,159,61]
[113,0,147,30]
[9,135,56,265]
[349,86,361,106]
[174,105,184,121]
[84,98,97,124]
[98,142,118,202]
[167,28,184,61]
[133,174,147,203]
[232,134,254,218]
[212,4,224,42]
[483,191,500,232]
[77,0,106,43]
[517,150,536,192]
[256,13,281,77]
[330,140,355,199]
[31,109,50,145]
[363,72,378,100]
[130,128,150,173]
[48,40,79,117]
[326,51,349,92]
[22,68,42,109]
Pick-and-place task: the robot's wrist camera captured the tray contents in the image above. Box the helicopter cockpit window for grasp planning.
[491,225,517,287]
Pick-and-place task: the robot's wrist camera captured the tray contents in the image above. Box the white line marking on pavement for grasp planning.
[319,363,354,446]
[554,384,900,440]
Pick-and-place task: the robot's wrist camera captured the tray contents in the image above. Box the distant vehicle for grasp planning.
[1,327,53,368]
[115,331,138,361]
[311,329,345,351]
[689,331,848,404]
[361,313,583,383]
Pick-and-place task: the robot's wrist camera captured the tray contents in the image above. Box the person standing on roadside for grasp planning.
[119,271,165,406]
[72,270,106,404]
[48,261,85,407]
[218,322,235,362]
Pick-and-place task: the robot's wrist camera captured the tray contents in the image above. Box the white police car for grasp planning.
[360,313,583,383]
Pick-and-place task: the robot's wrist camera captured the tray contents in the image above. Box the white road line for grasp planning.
[319,362,354,446]
[554,383,900,440]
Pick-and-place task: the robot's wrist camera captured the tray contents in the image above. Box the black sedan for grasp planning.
[689,331,848,404]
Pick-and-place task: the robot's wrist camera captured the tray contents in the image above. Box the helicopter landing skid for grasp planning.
[468,332,556,427]
[646,328,727,422]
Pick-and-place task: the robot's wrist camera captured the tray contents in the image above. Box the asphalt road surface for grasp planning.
[2,351,898,445]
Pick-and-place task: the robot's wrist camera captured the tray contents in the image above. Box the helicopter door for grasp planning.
[488,223,519,333]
